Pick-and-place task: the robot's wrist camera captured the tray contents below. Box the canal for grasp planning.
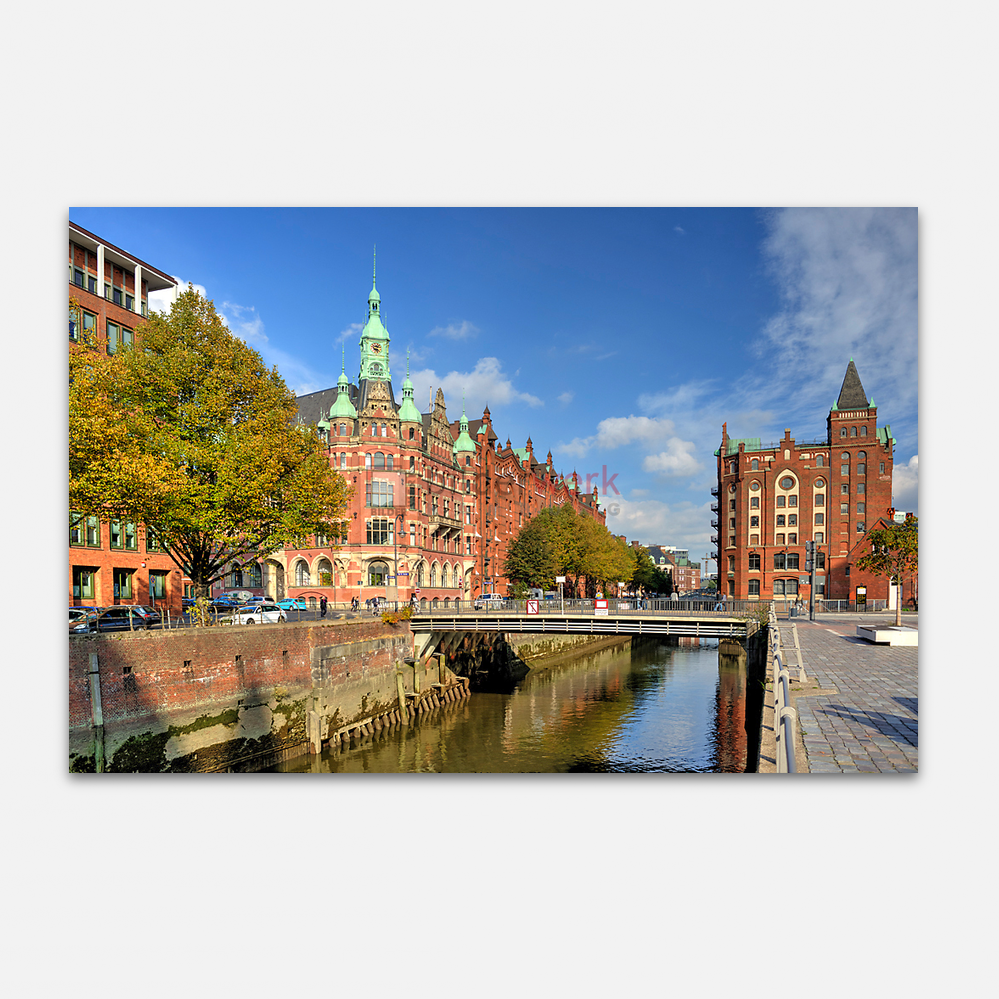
[268,637,757,773]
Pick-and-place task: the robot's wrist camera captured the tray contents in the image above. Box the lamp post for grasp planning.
[392,509,405,610]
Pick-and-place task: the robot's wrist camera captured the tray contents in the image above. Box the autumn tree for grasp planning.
[69,287,351,599]
[854,515,918,626]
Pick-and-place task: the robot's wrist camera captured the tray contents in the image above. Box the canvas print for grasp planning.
[68,208,918,773]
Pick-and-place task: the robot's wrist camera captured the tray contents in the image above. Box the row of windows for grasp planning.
[69,307,134,354]
[70,515,162,551]
[70,265,146,314]
[72,565,169,600]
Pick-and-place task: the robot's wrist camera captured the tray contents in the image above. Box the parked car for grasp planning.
[230,602,287,625]
[182,597,196,610]
[69,608,99,632]
[474,593,506,610]
[75,605,162,633]
[276,597,308,612]
[210,595,240,610]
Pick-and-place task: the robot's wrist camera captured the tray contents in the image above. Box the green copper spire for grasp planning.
[330,345,358,421]
[452,390,476,458]
[398,349,422,423]
[358,250,389,383]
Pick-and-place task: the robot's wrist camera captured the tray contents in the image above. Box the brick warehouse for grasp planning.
[68,222,186,616]
[715,360,906,605]
[269,263,607,608]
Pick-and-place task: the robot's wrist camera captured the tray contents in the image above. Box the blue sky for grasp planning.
[70,207,918,573]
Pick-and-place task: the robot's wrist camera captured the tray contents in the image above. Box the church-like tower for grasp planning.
[356,249,395,413]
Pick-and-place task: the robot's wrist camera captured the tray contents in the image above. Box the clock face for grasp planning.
[370,342,382,354]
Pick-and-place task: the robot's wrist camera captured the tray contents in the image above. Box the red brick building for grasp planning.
[715,360,899,605]
[68,222,184,615]
[267,268,606,609]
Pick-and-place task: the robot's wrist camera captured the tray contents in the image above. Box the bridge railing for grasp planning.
[410,598,764,617]
[769,605,798,773]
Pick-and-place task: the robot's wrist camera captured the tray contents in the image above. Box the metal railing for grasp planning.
[769,606,798,773]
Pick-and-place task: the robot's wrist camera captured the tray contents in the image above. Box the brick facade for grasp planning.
[68,222,184,616]
[715,361,900,604]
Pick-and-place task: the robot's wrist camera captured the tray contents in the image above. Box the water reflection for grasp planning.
[270,637,750,773]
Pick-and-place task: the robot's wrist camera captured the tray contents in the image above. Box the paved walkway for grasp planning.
[779,613,918,773]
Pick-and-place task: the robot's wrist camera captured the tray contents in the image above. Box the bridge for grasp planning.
[409,602,763,662]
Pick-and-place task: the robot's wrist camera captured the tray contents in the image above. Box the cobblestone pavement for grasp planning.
[780,613,918,773]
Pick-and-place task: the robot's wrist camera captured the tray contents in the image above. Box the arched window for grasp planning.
[751,459,759,470]
[850,427,857,437]
[295,561,310,587]
[340,453,346,470]
[340,423,346,436]
[373,452,385,469]
[816,455,824,466]
[860,426,868,436]
[442,565,449,588]
[430,564,438,588]
[316,558,332,586]
[416,563,424,587]
[368,560,389,586]
[365,453,372,469]
[386,454,394,470]
[381,423,387,437]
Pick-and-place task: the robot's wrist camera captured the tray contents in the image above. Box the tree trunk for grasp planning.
[896,580,902,627]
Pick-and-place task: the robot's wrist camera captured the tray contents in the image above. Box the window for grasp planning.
[841,452,850,459]
[113,568,133,599]
[776,534,785,544]
[72,567,96,600]
[729,499,736,511]
[857,482,865,494]
[816,455,824,466]
[857,463,866,475]
[880,462,885,474]
[366,519,391,545]
[776,514,785,527]
[750,481,760,491]
[409,427,415,440]
[748,579,760,596]
[815,513,824,525]
[386,454,394,470]
[841,484,849,493]
[750,534,759,544]
[409,456,415,471]
[857,522,866,533]
[773,553,799,570]
[365,453,372,469]
[381,423,387,437]
[729,518,735,529]
[109,520,137,550]
[788,514,797,526]
[410,523,416,546]
[728,556,735,572]
[841,503,849,514]
[368,560,389,586]
[340,453,347,470]
[340,423,347,436]
[750,496,759,509]
[776,496,785,508]
[779,476,795,489]
[750,516,759,527]
[751,459,759,470]
[861,426,868,436]
[840,428,847,438]
[850,427,857,437]
[149,571,168,599]
[748,553,761,571]
[841,464,849,476]
[295,561,310,586]
[409,485,416,509]
[107,321,119,354]
[815,493,824,506]
[857,503,865,513]
[373,451,385,469]
[815,533,824,545]
[430,564,438,587]
[366,480,394,507]
[788,495,797,507]
[788,533,797,544]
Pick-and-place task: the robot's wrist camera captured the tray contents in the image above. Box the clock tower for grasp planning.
[358,250,391,386]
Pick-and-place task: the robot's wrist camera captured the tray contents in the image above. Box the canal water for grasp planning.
[270,637,754,773]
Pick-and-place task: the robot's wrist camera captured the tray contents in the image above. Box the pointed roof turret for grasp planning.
[453,392,476,457]
[329,346,358,420]
[836,359,869,410]
[398,350,423,424]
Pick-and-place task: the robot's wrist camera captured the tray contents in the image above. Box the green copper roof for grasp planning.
[452,396,476,454]
[397,351,423,423]
[329,348,358,420]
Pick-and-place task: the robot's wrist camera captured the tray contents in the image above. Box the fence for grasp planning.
[769,605,799,773]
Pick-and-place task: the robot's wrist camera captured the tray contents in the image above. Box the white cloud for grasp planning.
[408,356,543,418]
[747,208,918,450]
[674,226,686,234]
[557,391,574,405]
[600,496,714,556]
[334,322,363,346]
[892,454,918,514]
[148,276,206,315]
[429,319,479,340]
[642,438,702,477]
[560,415,677,458]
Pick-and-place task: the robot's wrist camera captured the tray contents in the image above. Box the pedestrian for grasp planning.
[320,595,328,618]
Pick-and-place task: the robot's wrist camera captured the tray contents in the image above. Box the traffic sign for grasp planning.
[526,599,539,615]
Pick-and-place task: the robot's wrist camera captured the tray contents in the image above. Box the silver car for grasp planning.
[230,602,287,625]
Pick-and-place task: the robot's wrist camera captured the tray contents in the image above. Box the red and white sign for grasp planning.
[594,598,608,616]
[526,599,539,615]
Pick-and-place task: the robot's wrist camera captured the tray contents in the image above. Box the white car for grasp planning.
[231,602,286,625]
[474,594,506,610]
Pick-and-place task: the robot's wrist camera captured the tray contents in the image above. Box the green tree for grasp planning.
[631,546,673,597]
[69,287,351,600]
[502,513,556,589]
[854,515,918,625]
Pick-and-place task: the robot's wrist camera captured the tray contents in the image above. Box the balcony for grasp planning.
[429,513,462,532]
[710,502,719,513]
